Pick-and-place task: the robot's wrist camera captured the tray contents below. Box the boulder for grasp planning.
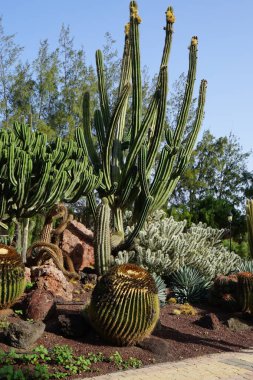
[196,313,221,330]
[61,220,94,271]
[58,313,89,338]
[227,317,253,332]
[26,289,55,321]
[4,319,45,349]
[137,336,172,361]
[31,260,74,301]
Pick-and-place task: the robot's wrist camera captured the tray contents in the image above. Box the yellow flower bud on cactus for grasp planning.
[125,22,130,36]
[191,36,198,46]
[166,9,176,23]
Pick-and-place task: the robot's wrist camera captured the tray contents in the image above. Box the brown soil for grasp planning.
[0,287,253,379]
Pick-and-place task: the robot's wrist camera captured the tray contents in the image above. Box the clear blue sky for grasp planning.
[1,0,253,170]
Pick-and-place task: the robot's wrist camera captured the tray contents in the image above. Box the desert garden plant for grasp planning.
[169,266,211,304]
[78,1,207,275]
[120,210,242,279]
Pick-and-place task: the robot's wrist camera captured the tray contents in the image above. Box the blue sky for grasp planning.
[1,0,253,170]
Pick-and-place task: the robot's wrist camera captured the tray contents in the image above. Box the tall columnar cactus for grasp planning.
[88,263,160,346]
[0,243,25,308]
[236,272,253,313]
[78,2,207,272]
[0,122,102,224]
[94,198,111,275]
[246,199,253,259]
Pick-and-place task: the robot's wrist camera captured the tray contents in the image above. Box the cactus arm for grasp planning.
[75,127,89,157]
[183,79,207,157]
[173,36,198,147]
[113,195,153,254]
[146,66,168,173]
[96,50,110,130]
[87,191,97,220]
[138,146,150,197]
[94,109,106,155]
[104,84,131,190]
[94,197,111,276]
[112,25,132,183]
[82,92,101,171]
[119,165,138,208]
[130,1,142,142]
[120,93,159,185]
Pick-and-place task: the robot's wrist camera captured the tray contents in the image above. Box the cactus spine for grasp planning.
[88,264,160,346]
[79,2,207,273]
[94,198,111,276]
[0,244,25,308]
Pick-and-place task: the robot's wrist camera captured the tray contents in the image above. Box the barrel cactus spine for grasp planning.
[0,244,26,309]
[88,264,160,346]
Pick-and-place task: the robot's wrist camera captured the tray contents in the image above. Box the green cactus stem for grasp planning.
[0,244,25,309]
[94,198,112,276]
[88,263,160,346]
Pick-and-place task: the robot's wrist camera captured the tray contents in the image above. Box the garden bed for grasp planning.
[0,288,253,379]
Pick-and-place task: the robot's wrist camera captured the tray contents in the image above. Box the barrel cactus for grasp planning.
[88,263,160,346]
[236,272,253,313]
[0,244,25,308]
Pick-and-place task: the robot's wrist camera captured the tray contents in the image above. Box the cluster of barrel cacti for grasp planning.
[0,243,25,309]
[209,272,253,314]
[0,121,102,223]
[88,264,160,346]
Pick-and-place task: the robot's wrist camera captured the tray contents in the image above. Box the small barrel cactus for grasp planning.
[0,244,26,309]
[88,263,160,346]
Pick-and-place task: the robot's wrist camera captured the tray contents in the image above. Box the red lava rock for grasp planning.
[26,289,55,321]
[61,220,94,271]
[31,261,74,301]
[196,313,221,330]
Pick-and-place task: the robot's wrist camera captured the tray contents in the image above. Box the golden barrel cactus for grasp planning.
[88,263,160,346]
[0,244,25,309]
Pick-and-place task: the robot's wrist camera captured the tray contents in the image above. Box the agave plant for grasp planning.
[169,266,211,304]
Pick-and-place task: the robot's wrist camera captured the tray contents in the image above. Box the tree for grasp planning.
[32,39,59,139]
[170,130,252,234]
[0,17,23,125]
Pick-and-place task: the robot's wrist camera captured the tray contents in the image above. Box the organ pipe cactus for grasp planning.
[79,1,207,270]
[0,243,25,308]
[88,263,160,346]
[0,121,102,224]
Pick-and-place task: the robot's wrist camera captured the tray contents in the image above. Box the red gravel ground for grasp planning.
[0,289,253,379]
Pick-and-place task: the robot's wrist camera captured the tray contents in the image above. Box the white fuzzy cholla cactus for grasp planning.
[117,210,242,279]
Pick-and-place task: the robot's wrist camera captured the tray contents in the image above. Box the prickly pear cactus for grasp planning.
[88,263,160,346]
[0,244,25,309]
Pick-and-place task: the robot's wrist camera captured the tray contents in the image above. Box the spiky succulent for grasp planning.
[88,263,159,346]
[169,266,211,304]
[0,244,25,309]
